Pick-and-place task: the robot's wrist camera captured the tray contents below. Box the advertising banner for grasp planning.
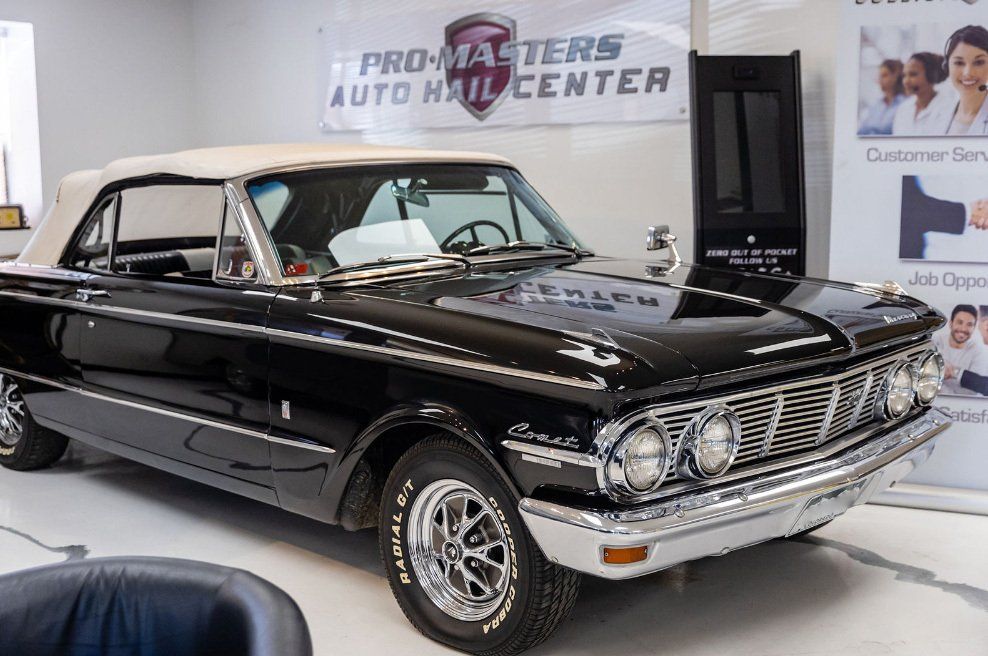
[831,1,988,487]
[318,1,691,130]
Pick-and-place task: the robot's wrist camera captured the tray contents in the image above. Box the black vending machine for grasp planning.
[689,51,806,276]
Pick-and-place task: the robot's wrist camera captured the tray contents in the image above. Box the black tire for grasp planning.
[379,435,580,656]
[0,375,69,471]
[786,519,835,540]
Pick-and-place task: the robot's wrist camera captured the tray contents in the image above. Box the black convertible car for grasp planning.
[0,144,951,655]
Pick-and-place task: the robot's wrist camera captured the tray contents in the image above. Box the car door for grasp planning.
[0,192,121,432]
[75,181,273,486]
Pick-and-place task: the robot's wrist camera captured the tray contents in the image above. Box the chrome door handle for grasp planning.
[76,288,110,302]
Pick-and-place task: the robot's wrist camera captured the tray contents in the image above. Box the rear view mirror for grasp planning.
[391,179,430,208]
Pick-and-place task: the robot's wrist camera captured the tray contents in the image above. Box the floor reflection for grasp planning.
[2,441,985,656]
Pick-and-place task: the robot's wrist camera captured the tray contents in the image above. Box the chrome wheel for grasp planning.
[0,374,25,446]
[407,479,511,622]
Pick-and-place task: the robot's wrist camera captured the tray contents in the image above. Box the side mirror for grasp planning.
[646,225,671,251]
[645,225,682,273]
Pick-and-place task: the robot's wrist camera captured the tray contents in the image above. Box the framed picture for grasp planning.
[0,205,25,229]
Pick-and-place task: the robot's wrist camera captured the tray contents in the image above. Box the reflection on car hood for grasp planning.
[399,258,943,388]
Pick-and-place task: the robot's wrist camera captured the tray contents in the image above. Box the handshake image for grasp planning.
[899,176,988,262]
[971,198,988,230]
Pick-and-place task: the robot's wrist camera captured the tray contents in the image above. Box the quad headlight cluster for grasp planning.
[605,406,743,496]
[876,349,944,420]
[604,348,944,498]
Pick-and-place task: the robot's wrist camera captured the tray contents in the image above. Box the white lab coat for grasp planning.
[946,94,988,135]
[891,88,956,136]
[972,95,988,134]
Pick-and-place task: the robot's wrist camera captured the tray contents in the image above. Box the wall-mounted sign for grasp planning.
[318,1,690,130]
[831,0,988,492]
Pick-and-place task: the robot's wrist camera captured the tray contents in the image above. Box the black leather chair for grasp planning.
[0,557,312,656]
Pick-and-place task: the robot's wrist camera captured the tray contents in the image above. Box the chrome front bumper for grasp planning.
[519,408,951,579]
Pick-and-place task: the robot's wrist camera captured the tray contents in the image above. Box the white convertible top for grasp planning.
[17,143,513,266]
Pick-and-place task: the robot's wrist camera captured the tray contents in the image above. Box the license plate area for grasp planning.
[786,479,869,536]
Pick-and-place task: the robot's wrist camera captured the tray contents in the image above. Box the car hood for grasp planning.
[387,258,942,390]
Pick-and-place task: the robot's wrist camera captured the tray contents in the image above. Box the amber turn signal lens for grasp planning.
[602,545,648,565]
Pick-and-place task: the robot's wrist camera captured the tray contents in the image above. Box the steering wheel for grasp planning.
[439,220,510,252]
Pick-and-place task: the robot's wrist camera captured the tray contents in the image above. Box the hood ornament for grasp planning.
[853,280,907,298]
[646,225,681,275]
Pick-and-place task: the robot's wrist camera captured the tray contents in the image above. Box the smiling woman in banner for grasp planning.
[943,25,988,136]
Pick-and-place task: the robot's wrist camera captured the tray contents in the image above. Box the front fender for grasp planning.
[288,402,520,525]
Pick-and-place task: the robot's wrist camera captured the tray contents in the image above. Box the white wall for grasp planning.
[190,0,697,264]
[0,0,197,214]
[0,0,838,273]
[189,0,837,273]
[707,0,837,278]
[0,21,42,228]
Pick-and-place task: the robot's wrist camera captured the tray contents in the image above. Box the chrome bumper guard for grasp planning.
[518,408,951,579]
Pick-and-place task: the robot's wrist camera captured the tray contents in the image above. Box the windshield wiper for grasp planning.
[318,253,469,280]
[468,241,593,257]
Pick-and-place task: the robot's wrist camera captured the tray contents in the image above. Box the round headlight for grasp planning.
[678,407,742,479]
[879,362,916,419]
[915,351,944,406]
[606,424,670,494]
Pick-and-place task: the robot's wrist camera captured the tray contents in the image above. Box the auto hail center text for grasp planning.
[327,34,672,108]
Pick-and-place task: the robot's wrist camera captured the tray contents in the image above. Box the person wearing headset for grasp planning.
[943,25,988,136]
[859,59,906,135]
[892,53,954,135]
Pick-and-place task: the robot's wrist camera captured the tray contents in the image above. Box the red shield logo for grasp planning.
[444,13,515,121]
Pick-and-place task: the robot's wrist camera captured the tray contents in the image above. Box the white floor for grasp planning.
[1,442,986,656]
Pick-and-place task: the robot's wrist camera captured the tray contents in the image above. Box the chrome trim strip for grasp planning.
[267,435,337,455]
[231,190,281,287]
[0,290,605,391]
[0,264,93,282]
[849,372,874,429]
[0,290,79,308]
[501,439,600,467]
[521,453,562,469]
[814,384,841,446]
[0,290,268,334]
[267,328,605,391]
[85,303,267,334]
[319,258,466,284]
[0,366,269,441]
[758,394,784,458]
[0,262,56,269]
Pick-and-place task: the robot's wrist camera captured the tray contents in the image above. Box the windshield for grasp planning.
[245,164,583,277]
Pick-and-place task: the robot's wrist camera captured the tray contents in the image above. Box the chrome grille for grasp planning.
[652,344,929,483]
